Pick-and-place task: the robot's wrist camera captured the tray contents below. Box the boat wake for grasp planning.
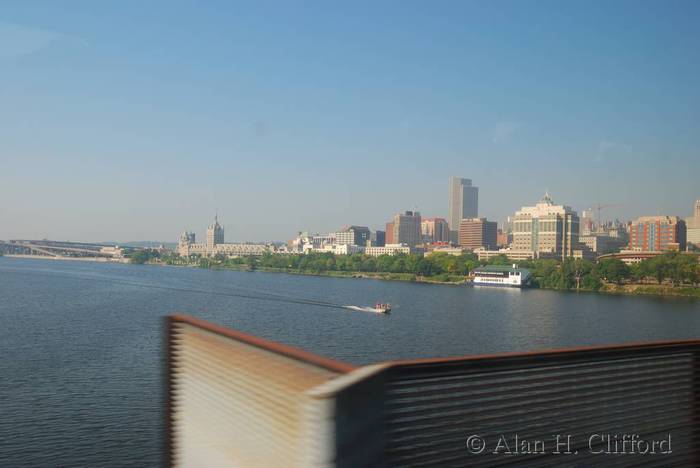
[343,305,392,314]
[10,266,396,314]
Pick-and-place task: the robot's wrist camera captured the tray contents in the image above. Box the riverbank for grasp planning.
[204,264,469,285]
[279,269,468,285]
[11,255,694,298]
[600,283,700,298]
[192,262,700,298]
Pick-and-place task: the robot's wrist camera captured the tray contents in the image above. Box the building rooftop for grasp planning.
[632,215,684,223]
[474,264,531,275]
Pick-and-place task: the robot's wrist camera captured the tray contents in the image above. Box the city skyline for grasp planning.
[2,178,699,244]
[2,1,699,242]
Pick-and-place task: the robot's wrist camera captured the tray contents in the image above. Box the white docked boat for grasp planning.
[472,264,531,288]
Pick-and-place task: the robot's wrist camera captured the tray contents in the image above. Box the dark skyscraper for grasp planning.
[448,177,478,243]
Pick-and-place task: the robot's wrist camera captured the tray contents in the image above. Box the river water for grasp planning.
[0,257,698,466]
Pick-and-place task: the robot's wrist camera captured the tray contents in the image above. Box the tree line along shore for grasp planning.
[128,249,700,298]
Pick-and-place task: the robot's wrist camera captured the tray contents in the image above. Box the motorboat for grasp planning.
[374,303,392,314]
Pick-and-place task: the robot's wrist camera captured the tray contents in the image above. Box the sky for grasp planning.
[1,1,699,242]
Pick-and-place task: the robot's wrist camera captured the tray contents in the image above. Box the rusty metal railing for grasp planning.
[382,342,700,467]
[166,315,700,467]
[165,314,356,467]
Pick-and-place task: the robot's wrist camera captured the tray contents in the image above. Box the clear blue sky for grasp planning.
[1,1,698,242]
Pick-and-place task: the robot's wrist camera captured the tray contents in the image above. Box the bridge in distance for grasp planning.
[0,239,131,259]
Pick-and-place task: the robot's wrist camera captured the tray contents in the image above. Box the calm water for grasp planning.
[1,256,699,466]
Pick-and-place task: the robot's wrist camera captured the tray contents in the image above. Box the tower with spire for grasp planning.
[206,215,224,249]
[539,190,554,206]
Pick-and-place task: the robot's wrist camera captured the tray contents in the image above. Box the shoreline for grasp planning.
[3,255,698,299]
[599,283,700,299]
[196,263,467,285]
[179,262,700,299]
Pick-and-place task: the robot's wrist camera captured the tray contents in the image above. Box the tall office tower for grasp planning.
[686,199,700,248]
[421,217,450,243]
[206,215,224,249]
[459,218,498,250]
[392,211,422,247]
[448,177,478,243]
[629,216,687,252]
[511,192,580,260]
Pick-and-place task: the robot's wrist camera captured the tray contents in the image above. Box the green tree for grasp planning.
[361,256,376,272]
[568,258,595,290]
[390,255,406,273]
[487,254,510,266]
[129,249,158,264]
[595,258,630,285]
[245,256,258,270]
[376,255,394,272]
[416,258,434,276]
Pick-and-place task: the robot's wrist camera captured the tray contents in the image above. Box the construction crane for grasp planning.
[589,203,624,228]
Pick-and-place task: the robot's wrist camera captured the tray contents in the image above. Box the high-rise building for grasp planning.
[206,215,224,249]
[459,218,497,250]
[448,177,478,243]
[421,217,450,243]
[629,216,687,252]
[685,199,700,248]
[385,222,394,244]
[511,192,580,260]
[370,230,386,247]
[334,226,371,246]
[392,211,422,247]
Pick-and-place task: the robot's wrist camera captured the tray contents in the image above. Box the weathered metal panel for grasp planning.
[165,315,700,467]
[165,314,354,468]
[382,341,700,467]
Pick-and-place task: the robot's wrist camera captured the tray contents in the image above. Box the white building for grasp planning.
[206,216,224,249]
[686,199,700,248]
[364,244,412,257]
[427,246,465,256]
[511,192,580,259]
[315,244,365,255]
[99,246,125,258]
[178,217,269,257]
